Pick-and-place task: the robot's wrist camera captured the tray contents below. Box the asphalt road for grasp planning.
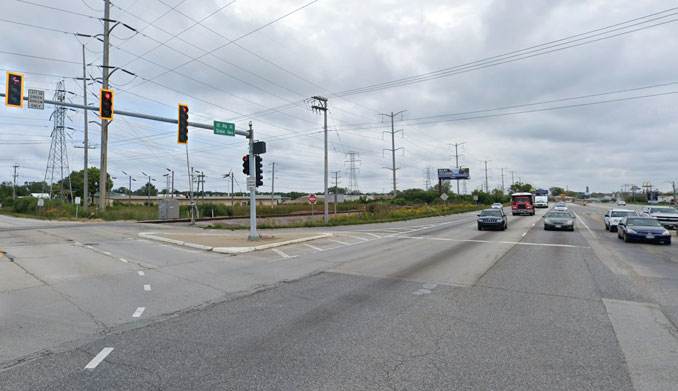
[1,203,677,390]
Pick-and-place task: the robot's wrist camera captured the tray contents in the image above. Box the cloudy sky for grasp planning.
[1,0,677,195]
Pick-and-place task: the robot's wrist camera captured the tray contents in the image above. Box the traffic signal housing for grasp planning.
[242,155,249,175]
[255,155,263,187]
[5,72,24,108]
[177,103,188,144]
[99,89,113,120]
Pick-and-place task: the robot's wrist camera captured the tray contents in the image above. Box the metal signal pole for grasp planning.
[99,0,110,210]
[248,122,258,241]
[81,44,89,213]
[310,96,329,223]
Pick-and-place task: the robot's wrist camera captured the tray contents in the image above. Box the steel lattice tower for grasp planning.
[344,151,360,194]
[44,80,72,201]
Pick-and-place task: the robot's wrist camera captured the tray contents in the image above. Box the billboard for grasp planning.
[438,167,470,180]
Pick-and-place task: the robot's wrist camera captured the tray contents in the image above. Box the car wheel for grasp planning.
[623,232,630,242]
[501,223,506,231]
[605,224,609,231]
[477,224,482,231]
[618,230,623,239]
[544,226,548,231]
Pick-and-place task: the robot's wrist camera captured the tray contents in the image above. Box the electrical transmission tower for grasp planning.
[423,167,432,190]
[344,151,360,194]
[381,110,405,198]
[43,80,72,201]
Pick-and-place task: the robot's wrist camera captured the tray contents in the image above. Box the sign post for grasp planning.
[309,193,317,223]
[441,193,448,211]
[75,196,81,218]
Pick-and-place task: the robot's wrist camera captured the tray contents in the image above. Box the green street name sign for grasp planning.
[213,121,235,136]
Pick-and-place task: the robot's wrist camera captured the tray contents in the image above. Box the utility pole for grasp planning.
[81,44,89,213]
[510,171,516,187]
[344,152,360,194]
[382,110,406,198]
[332,170,341,215]
[223,171,234,206]
[12,163,19,200]
[122,171,134,206]
[99,0,111,210]
[142,172,153,205]
[423,167,432,190]
[270,162,275,208]
[449,142,465,194]
[500,168,505,194]
[310,96,329,223]
[483,160,491,193]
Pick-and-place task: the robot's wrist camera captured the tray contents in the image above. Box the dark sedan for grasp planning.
[477,209,507,231]
[617,217,671,245]
[543,211,575,231]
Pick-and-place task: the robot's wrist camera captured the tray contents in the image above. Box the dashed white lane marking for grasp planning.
[119,258,128,263]
[103,251,112,256]
[531,223,536,227]
[86,245,94,249]
[363,232,381,238]
[328,239,350,245]
[74,242,82,246]
[571,210,597,239]
[271,248,291,258]
[412,289,432,295]
[522,232,527,237]
[132,307,145,318]
[84,347,114,370]
[137,271,145,276]
[303,243,324,251]
[348,235,369,242]
[144,284,151,291]
[397,236,589,249]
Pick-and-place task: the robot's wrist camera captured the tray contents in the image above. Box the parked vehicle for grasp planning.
[511,192,535,216]
[604,209,638,232]
[617,217,671,245]
[543,210,575,231]
[639,206,678,230]
[491,203,504,209]
[477,208,508,231]
[617,200,627,206]
[554,201,568,211]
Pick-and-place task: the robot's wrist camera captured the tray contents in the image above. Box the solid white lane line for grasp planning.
[303,243,324,251]
[572,210,597,239]
[137,271,145,276]
[603,299,678,390]
[348,235,369,242]
[119,258,128,263]
[396,236,589,248]
[363,232,381,238]
[271,248,291,258]
[328,239,351,245]
[144,284,151,291]
[84,347,114,370]
[132,307,145,318]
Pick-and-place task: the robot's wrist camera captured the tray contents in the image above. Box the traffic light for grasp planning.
[242,155,249,175]
[99,89,113,120]
[177,103,189,144]
[255,155,263,187]
[5,72,24,108]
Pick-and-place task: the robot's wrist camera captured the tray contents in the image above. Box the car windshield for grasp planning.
[513,197,531,203]
[626,218,662,227]
[650,208,678,214]
[546,212,571,218]
[481,210,502,216]
[611,211,636,217]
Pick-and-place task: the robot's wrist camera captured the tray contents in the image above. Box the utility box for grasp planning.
[158,199,180,220]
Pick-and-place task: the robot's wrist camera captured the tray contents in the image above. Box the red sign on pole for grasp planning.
[309,194,317,205]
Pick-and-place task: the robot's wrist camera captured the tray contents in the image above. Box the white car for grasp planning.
[617,200,627,206]
[491,203,503,209]
[554,202,568,211]
[604,209,638,232]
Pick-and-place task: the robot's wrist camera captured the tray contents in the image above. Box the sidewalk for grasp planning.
[139,231,332,253]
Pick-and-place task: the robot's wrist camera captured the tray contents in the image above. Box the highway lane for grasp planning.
[2,207,678,389]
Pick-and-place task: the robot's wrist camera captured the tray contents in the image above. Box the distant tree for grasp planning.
[509,182,533,193]
[549,186,566,196]
[57,168,112,203]
[135,182,158,196]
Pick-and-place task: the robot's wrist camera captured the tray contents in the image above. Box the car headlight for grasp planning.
[564,220,573,225]
[627,228,637,234]
[544,219,552,224]
[662,230,670,236]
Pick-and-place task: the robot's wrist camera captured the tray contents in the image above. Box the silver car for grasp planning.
[604,209,638,232]
[543,210,575,231]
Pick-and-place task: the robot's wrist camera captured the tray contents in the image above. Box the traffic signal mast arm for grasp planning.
[0,91,249,136]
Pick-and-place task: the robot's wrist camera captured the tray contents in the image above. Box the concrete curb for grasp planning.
[138,232,332,253]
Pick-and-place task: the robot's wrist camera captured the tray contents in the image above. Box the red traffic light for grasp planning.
[105,92,111,99]
[182,106,188,113]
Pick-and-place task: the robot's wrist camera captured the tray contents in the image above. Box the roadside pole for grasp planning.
[248,122,258,241]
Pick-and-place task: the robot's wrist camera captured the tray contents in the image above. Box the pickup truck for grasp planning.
[640,206,678,230]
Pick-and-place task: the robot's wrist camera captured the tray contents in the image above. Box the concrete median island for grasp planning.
[139,232,332,253]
